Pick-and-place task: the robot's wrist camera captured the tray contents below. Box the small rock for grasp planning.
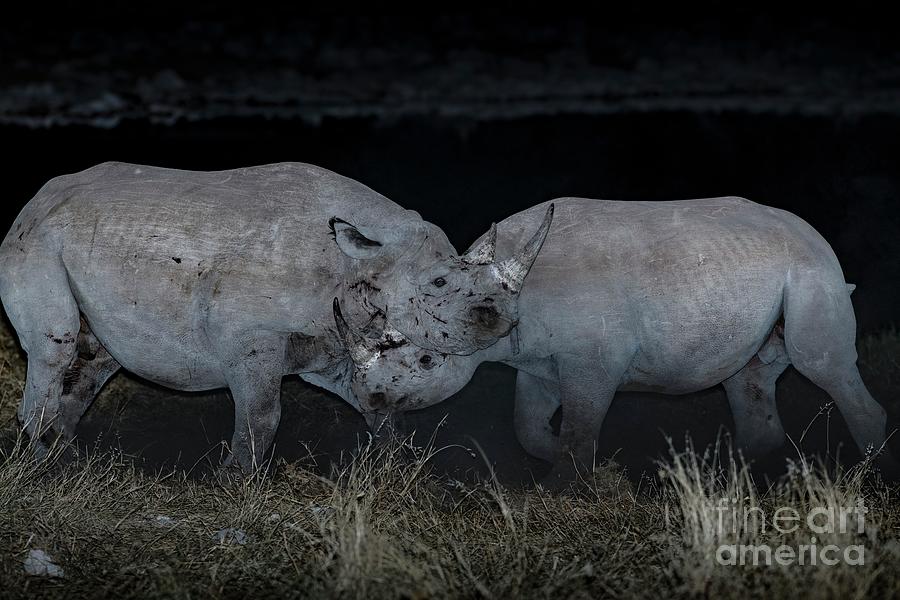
[24,549,64,578]
[268,513,281,523]
[152,515,176,527]
[310,505,334,520]
[213,527,249,545]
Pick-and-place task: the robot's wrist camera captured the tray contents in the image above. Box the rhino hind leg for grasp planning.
[782,270,895,471]
[514,370,560,462]
[222,334,286,473]
[722,323,790,458]
[56,319,121,443]
[3,260,81,454]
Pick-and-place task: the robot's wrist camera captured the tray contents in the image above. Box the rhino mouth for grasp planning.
[367,392,387,409]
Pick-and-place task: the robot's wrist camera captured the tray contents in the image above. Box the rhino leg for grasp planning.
[544,352,629,487]
[5,265,81,455]
[222,334,285,472]
[722,323,790,458]
[783,270,895,473]
[56,321,121,442]
[513,370,560,462]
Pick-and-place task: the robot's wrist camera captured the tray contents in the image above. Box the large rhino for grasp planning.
[0,161,552,471]
[334,197,896,483]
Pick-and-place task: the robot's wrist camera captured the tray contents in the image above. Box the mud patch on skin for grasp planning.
[45,332,75,345]
[422,308,448,325]
[15,217,39,242]
[348,279,382,293]
[748,383,766,402]
[375,337,408,352]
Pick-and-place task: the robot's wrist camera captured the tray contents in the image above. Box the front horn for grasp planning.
[493,203,554,293]
[333,298,379,365]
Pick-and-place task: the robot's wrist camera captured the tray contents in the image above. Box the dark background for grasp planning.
[2,6,898,481]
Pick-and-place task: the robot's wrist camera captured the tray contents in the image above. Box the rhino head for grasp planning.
[331,203,553,354]
[332,298,479,412]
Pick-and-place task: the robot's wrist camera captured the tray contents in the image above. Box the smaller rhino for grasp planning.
[334,197,896,485]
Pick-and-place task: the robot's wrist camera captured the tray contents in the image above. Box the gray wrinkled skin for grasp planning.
[0,161,545,471]
[339,197,894,482]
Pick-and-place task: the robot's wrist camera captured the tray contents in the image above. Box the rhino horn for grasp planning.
[462,223,497,265]
[493,203,554,293]
[332,298,379,365]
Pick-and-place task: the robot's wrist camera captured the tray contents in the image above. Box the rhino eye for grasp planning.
[432,277,447,288]
[419,354,434,367]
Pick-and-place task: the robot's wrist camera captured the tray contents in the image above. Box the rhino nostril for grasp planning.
[470,304,500,328]
[369,392,387,408]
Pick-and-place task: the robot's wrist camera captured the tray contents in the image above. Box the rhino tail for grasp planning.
[846,283,856,295]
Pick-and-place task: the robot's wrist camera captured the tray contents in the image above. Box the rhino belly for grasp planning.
[621,351,754,394]
[65,259,229,392]
[622,301,781,395]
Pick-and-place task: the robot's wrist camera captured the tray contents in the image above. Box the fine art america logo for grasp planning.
[713,498,868,566]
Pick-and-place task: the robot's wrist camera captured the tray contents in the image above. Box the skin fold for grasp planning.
[337,197,896,485]
[0,161,550,471]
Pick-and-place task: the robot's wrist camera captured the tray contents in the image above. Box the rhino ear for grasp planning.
[329,217,385,259]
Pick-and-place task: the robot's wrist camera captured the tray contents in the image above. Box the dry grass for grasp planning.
[658,439,900,597]
[0,323,899,598]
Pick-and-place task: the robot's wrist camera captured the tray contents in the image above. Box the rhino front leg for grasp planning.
[223,334,286,473]
[514,370,560,462]
[543,352,628,488]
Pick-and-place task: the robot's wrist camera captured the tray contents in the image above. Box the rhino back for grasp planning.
[0,162,411,389]
[491,197,844,375]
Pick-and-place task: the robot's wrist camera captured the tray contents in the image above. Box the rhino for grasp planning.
[334,197,896,484]
[0,161,553,471]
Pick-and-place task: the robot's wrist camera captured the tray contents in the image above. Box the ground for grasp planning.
[1,321,899,598]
